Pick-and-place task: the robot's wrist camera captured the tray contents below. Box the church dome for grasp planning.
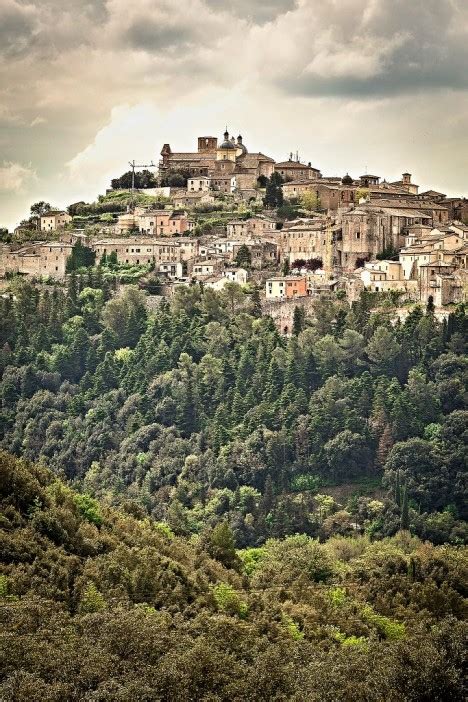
[237,135,248,154]
[219,139,236,150]
[219,129,236,149]
[342,173,353,185]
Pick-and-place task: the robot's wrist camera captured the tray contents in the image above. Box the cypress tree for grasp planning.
[395,470,401,508]
[400,483,409,531]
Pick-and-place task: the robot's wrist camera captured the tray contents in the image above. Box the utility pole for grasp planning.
[128,160,157,211]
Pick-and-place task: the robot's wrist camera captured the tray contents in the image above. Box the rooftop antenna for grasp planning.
[128,159,157,210]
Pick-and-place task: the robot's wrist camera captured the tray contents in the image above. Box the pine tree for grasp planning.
[249,289,262,318]
[177,376,197,437]
[292,305,306,336]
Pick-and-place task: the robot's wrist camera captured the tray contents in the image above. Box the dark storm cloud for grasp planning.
[269,0,468,98]
[123,19,194,52]
[0,1,37,57]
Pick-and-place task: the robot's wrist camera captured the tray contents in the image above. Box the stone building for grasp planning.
[92,238,198,266]
[1,242,73,278]
[278,218,326,264]
[443,198,468,223]
[137,210,195,236]
[337,201,448,272]
[187,176,211,192]
[232,240,278,268]
[274,157,321,181]
[159,130,275,193]
[172,192,215,208]
[226,215,277,238]
[40,211,72,232]
[282,180,356,210]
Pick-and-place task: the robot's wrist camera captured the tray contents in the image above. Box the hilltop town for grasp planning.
[2,128,467,331]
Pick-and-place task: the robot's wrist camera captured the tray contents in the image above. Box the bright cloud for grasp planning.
[0,161,36,192]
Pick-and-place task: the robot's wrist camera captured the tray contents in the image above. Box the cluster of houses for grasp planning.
[1,128,467,318]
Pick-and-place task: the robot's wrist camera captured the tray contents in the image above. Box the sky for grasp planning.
[1,0,468,230]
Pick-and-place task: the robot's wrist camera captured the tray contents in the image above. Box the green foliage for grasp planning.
[238,547,266,575]
[234,243,252,268]
[362,605,406,640]
[291,473,322,493]
[66,240,96,271]
[0,452,466,701]
[212,582,248,618]
[79,582,106,613]
[281,613,304,640]
[73,493,102,526]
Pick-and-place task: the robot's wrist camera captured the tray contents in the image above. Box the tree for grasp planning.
[66,241,96,271]
[221,283,244,315]
[111,169,157,190]
[292,306,306,335]
[168,173,186,187]
[205,521,240,569]
[235,244,252,269]
[366,326,400,374]
[264,174,284,208]
[384,439,445,511]
[30,201,51,217]
[301,191,320,212]
[249,289,262,318]
[400,483,409,530]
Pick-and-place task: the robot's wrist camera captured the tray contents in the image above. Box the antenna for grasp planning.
[128,160,157,210]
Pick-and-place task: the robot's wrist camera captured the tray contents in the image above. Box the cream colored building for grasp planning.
[265,275,308,300]
[40,211,72,232]
[92,238,198,266]
[188,176,211,192]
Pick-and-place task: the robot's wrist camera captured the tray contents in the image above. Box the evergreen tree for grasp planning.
[400,483,409,530]
[292,305,306,336]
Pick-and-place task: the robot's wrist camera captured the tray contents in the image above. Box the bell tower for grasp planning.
[198,136,218,153]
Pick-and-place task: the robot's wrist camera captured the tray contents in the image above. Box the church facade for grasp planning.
[159,130,275,193]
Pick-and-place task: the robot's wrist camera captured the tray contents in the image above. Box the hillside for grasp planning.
[0,451,466,701]
[0,278,467,545]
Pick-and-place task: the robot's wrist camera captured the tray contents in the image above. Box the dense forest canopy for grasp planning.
[0,276,467,698]
[0,278,466,545]
[0,451,466,700]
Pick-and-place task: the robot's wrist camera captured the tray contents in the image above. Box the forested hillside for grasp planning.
[0,452,466,700]
[0,277,467,545]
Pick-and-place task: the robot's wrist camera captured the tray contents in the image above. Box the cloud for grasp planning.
[204,0,297,24]
[0,0,467,230]
[253,0,468,97]
[0,162,36,192]
[0,1,38,58]
[30,116,46,127]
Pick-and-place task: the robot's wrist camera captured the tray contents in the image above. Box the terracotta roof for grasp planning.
[275,161,318,169]
[166,153,214,161]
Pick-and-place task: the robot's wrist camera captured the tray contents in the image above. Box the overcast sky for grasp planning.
[1,0,468,229]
